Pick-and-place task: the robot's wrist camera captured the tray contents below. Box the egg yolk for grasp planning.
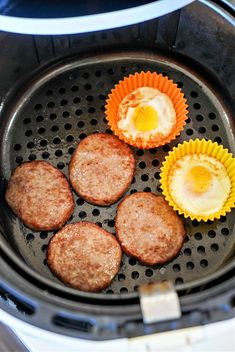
[186,166,212,193]
[132,105,158,132]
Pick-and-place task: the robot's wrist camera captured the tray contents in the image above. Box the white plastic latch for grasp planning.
[139,281,181,324]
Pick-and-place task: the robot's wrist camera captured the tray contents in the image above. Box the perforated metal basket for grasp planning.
[0,0,234,340]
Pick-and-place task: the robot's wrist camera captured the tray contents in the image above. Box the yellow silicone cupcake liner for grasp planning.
[160,139,235,222]
[105,71,188,149]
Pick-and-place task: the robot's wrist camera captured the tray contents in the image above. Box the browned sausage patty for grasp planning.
[5,161,74,231]
[69,133,135,205]
[115,192,185,266]
[47,222,122,292]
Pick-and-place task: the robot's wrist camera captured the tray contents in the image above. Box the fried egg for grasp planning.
[117,87,176,143]
[168,154,231,216]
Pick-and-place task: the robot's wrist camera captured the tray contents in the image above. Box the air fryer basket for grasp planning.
[0,0,234,340]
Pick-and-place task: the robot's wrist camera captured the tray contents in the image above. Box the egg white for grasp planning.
[168,154,231,216]
[117,87,176,141]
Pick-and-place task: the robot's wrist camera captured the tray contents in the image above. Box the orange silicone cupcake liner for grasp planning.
[105,71,188,149]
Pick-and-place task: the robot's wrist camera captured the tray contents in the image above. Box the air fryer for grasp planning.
[0,0,234,341]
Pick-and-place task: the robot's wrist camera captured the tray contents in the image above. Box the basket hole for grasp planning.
[120,287,128,293]
[211,124,219,131]
[143,187,151,192]
[15,156,23,164]
[107,289,114,294]
[129,258,136,266]
[53,137,61,145]
[157,185,162,193]
[47,101,55,108]
[130,189,137,194]
[197,246,205,254]
[139,161,146,169]
[62,111,70,118]
[38,127,46,134]
[196,114,204,121]
[28,154,36,161]
[79,133,87,140]
[211,243,219,252]
[43,259,47,266]
[84,96,93,104]
[84,83,92,90]
[118,273,126,281]
[25,129,33,137]
[208,230,216,238]
[76,198,84,206]
[64,123,72,130]
[145,269,153,277]
[194,232,202,240]
[108,220,115,228]
[95,70,101,77]
[214,136,222,144]
[57,162,65,169]
[99,94,106,100]
[193,103,201,110]
[141,174,149,182]
[186,262,194,270]
[34,103,42,111]
[23,117,31,124]
[40,141,49,150]
[51,125,59,132]
[82,72,90,78]
[190,91,198,98]
[36,115,44,122]
[198,126,206,134]
[105,128,112,134]
[71,85,78,92]
[96,222,102,227]
[192,220,200,227]
[55,149,63,157]
[60,99,68,106]
[49,113,57,120]
[219,216,227,223]
[149,148,157,154]
[173,264,181,272]
[183,248,191,256]
[221,228,229,236]
[185,235,190,242]
[58,88,66,94]
[46,89,53,96]
[88,107,96,114]
[75,109,83,116]
[42,152,49,159]
[152,159,159,167]
[186,128,193,136]
[154,172,160,180]
[136,149,144,157]
[77,121,85,128]
[73,97,81,104]
[68,147,75,155]
[131,271,139,280]
[40,232,48,239]
[209,112,216,120]
[162,145,170,152]
[186,117,191,123]
[79,211,87,219]
[66,135,74,142]
[200,259,208,268]
[26,233,34,241]
[90,119,97,126]
[92,209,100,216]
[175,277,183,284]
[27,142,34,149]
[176,82,183,88]
[131,177,136,184]
[41,244,47,252]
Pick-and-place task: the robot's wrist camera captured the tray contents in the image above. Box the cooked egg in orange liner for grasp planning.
[105,71,188,149]
[160,139,235,222]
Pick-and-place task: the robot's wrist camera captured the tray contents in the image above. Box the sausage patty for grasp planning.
[115,192,185,266]
[5,161,74,231]
[69,133,135,205]
[47,222,122,292]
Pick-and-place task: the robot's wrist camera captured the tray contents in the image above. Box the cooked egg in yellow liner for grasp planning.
[160,139,235,222]
[105,71,188,149]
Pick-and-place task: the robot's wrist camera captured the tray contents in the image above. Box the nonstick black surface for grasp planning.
[1,53,234,295]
